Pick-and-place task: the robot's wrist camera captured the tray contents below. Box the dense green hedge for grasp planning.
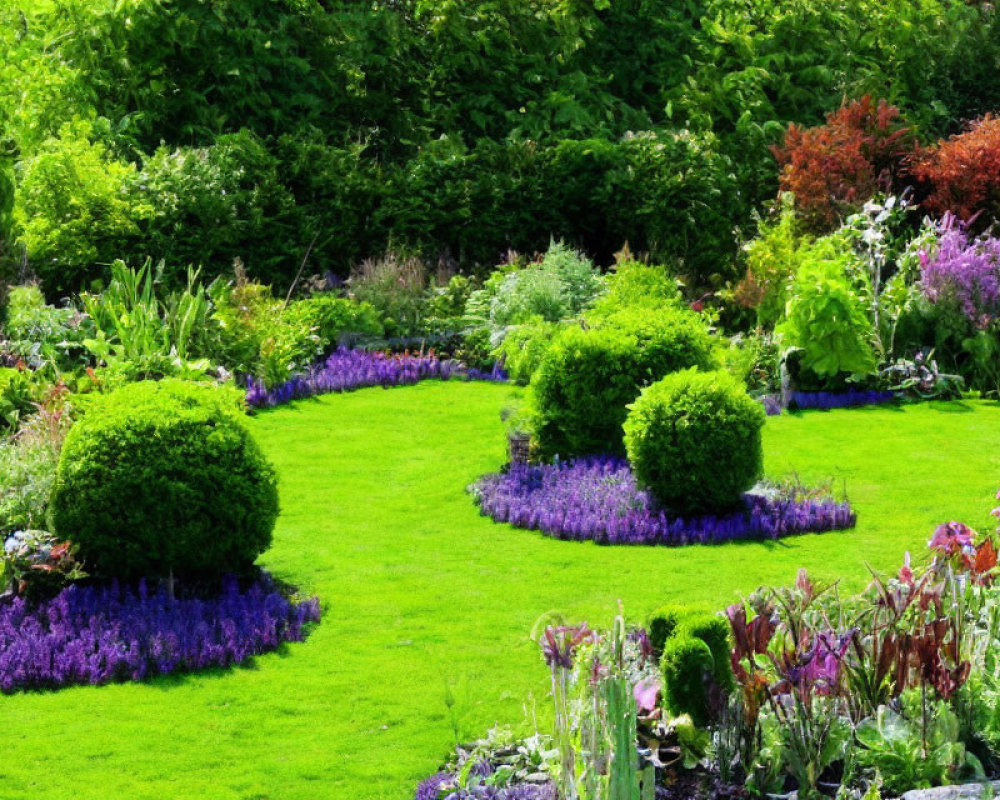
[17,128,741,296]
[6,0,1000,295]
[51,380,279,581]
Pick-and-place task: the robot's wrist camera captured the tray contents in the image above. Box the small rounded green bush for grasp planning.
[661,637,715,727]
[623,369,765,516]
[51,380,279,581]
[532,308,716,458]
[647,604,697,654]
[589,307,716,378]
[677,614,734,694]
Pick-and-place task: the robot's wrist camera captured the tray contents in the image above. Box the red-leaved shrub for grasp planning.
[910,115,1000,225]
[772,97,914,232]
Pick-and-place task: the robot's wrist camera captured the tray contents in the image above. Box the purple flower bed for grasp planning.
[0,576,320,692]
[789,390,898,411]
[472,457,856,546]
[415,772,556,800]
[921,217,1000,327]
[246,348,507,409]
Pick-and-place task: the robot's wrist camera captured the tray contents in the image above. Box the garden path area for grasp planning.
[3,382,999,800]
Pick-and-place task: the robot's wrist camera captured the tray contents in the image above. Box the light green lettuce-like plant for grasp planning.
[777,242,879,378]
[855,700,982,797]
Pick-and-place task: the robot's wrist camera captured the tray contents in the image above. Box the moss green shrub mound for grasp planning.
[532,308,715,458]
[624,369,764,516]
[51,380,278,581]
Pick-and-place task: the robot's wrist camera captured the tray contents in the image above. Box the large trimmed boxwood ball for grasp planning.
[623,369,765,516]
[51,380,278,581]
[532,308,716,458]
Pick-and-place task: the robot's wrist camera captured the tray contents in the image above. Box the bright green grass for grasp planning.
[3,384,1000,800]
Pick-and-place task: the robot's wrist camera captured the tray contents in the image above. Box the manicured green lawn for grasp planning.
[3,384,1000,799]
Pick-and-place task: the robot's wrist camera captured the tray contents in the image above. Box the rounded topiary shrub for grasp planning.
[677,614,734,694]
[532,309,716,458]
[51,380,278,581]
[647,604,699,655]
[661,636,715,728]
[623,369,765,516]
[590,307,716,380]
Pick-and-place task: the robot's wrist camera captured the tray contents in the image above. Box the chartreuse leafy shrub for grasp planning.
[282,294,383,351]
[590,307,717,374]
[15,123,147,298]
[733,193,808,329]
[777,242,878,379]
[492,319,568,386]
[624,369,764,516]
[532,308,716,458]
[51,380,278,582]
[587,260,681,317]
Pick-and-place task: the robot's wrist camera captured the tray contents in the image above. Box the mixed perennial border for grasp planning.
[472,457,856,546]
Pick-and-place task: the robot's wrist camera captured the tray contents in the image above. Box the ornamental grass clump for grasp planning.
[50,380,278,582]
[623,370,765,517]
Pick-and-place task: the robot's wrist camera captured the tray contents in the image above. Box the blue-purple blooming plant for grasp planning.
[787,390,897,411]
[921,216,1000,329]
[246,347,507,409]
[472,458,856,546]
[415,772,557,800]
[0,574,320,692]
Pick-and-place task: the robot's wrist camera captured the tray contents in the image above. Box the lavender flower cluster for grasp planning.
[473,457,856,546]
[788,390,897,411]
[415,772,556,800]
[246,348,507,409]
[0,576,320,692]
[921,218,1000,328]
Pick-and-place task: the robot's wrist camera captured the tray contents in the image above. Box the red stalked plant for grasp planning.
[772,96,914,232]
[909,115,1000,225]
